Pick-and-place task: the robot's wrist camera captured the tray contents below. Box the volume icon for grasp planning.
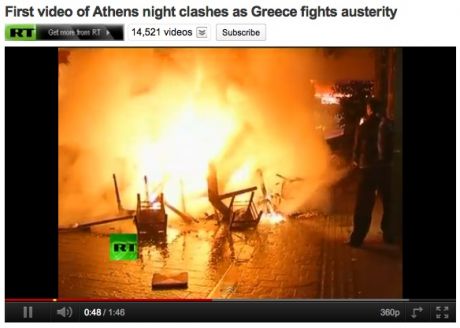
[56,306,73,318]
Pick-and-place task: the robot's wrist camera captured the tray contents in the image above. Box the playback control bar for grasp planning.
[5,24,124,41]
[5,301,455,322]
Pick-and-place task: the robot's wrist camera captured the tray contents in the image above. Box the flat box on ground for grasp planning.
[152,272,188,289]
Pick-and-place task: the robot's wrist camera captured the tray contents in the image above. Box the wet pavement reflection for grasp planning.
[59,213,402,299]
[60,219,244,299]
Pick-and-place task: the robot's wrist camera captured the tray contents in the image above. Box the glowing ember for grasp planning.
[261,212,285,224]
[318,93,340,105]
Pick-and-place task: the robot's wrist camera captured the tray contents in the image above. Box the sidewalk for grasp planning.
[59,204,402,299]
[209,209,402,299]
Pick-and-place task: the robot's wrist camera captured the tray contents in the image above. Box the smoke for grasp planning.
[59,48,368,224]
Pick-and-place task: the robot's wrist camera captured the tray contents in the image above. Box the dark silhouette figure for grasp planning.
[377,114,394,243]
[349,101,395,247]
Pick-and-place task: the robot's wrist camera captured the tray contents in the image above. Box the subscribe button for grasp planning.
[216,24,266,41]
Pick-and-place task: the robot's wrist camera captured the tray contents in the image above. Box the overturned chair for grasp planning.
[207,163,262,230]
[135,192,168,238]
[134,176,168,238]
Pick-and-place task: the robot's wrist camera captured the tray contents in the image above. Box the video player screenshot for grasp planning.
[1,0,457,324]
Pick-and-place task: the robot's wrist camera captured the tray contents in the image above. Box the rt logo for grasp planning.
[109,233,138,261]
[5,25,36,41]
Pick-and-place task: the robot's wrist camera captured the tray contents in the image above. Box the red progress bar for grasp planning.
[6,298,212,302]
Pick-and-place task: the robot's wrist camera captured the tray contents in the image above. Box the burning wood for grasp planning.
[58,212,135,232]
[112,173,123,212]
[59,173,198,234]
[164,201,197,223]
[135,192,167,237]
[256,169,286,224]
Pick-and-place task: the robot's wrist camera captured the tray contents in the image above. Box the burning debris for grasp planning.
[58,49,356,234]
[208,162,262,230]
[290,210,323,220]
[59,163,305,235]
[135,190,167,237]
[59,174,191,238]
[261,212,286,224]
[256,169,285,223]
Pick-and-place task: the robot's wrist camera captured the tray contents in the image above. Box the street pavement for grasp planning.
[209,210,402,299]
[59,202,402,299]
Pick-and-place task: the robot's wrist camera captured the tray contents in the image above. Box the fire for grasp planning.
[261,211,286,224]
[319,93,340,105]
[119,63,243,213]
[135,101,237,206]
[58,49,341,225]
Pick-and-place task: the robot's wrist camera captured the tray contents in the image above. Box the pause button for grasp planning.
[23,306,33,319]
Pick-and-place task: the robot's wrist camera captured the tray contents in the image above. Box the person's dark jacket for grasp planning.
[353,114,381,169]
[378,117,394,166]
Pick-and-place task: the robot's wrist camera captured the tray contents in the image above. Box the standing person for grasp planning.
[348,100,393,247]
[377,112,395,244]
